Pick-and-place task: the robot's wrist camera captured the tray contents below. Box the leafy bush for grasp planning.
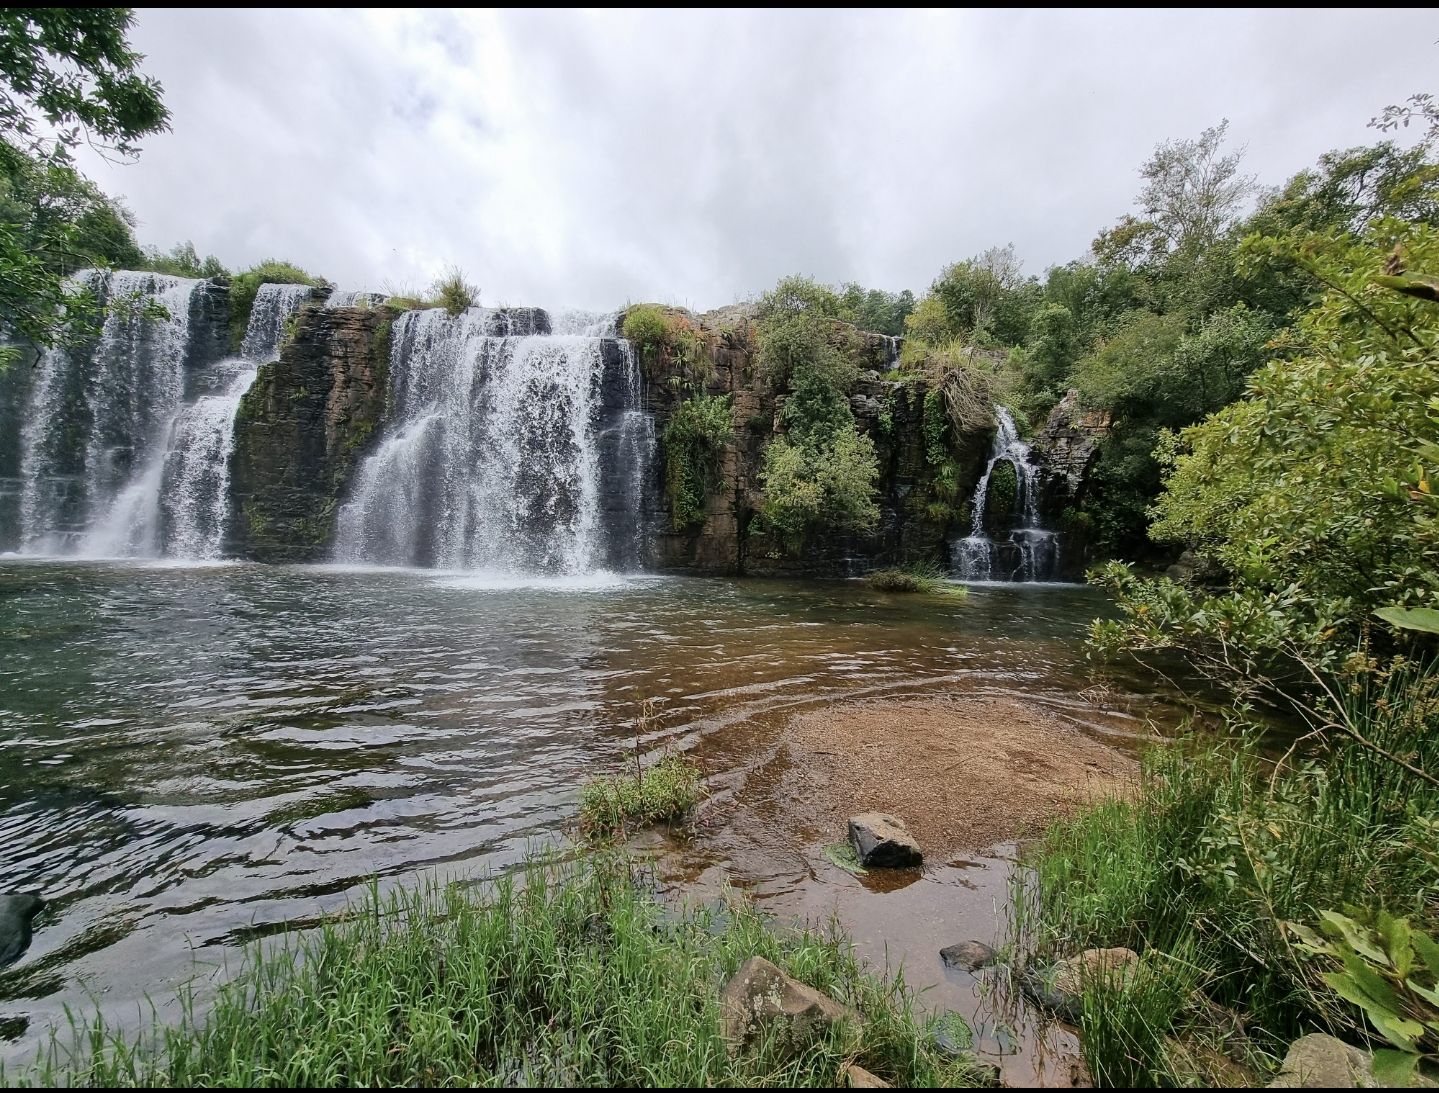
[578,755,704,837]
[622,303,669,357]
[229,259,319,348]
[761,429,880,544]
[663,394,732,531]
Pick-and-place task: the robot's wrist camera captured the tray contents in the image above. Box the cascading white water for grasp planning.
[19,271,203,554]
[950,406,1059,581]
[324,289,387,310]
[335,306,653,574]
[15,273,310,560]
[159,363,258,558]
[240,283,312,363]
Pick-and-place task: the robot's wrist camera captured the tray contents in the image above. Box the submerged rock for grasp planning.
[0,893,44,968]
[1021,946,1139,1022]
[719,955,858,1053]
[848,812,922,868]
[939,940,997,972]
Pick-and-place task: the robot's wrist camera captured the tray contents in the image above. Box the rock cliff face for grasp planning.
[1031,388,1111,576]
[230,304,393,562]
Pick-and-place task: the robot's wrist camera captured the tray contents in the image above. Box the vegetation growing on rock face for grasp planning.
[662,393,732,531]
[753,276,881,549]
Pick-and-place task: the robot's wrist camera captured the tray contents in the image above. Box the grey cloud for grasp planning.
[76,8,1438,311]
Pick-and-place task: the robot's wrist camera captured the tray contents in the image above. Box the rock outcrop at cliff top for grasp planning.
[230,304,392,562]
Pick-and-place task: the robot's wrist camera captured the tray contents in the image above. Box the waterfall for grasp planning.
[325,289,387,310]
[240,283,312,363]
[19,271,203,554]
[13,273,310,560]
[950,407,1060,581]
[335,306,653,573]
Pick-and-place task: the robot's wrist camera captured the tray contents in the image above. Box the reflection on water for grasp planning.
[0,560,1191,1068]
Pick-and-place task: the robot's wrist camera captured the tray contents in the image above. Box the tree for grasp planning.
[0,9,168,166]
[0,9,168,355]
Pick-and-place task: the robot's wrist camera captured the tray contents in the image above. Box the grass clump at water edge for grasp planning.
[866,561,968,598]
[19,855,988,1088]
[578,753,704,838]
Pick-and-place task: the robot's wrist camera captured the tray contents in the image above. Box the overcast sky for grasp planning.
[76,8,1437,312]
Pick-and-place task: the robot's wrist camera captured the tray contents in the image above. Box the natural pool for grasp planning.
[0,561,1194,1075]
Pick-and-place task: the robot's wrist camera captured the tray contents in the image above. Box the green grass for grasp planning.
[1012,658,1439,1085]
[17,855,988,1088]
[866,562,968,597]
[578,754,704,838]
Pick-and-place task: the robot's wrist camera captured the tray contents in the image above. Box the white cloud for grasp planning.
[76,7,1439,311]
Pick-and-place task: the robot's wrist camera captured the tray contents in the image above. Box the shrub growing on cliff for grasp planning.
[663,393,732,531]
[622,303,668,358]
[432,265,478,316]
[229,260,319,349]
[761,428,880,544]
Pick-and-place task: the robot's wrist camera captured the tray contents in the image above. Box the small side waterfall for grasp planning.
[950,407,1060,581]
[13,273,310,560]
[324,289,388,310]
[335,306,654,574]
[240,283,313,363]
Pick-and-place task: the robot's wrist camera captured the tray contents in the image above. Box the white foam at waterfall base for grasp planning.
[335,307,653,575]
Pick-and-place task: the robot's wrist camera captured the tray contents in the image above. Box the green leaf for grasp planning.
[1371,1049,1421,1088]
[1370,1010,1424,1053]
[1413,931,1439,980]
[1375,607,1439,635]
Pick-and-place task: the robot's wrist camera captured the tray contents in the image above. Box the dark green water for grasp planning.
[0,560,1185,1066]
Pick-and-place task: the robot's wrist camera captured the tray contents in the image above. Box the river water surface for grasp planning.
[0,561,1193,1075]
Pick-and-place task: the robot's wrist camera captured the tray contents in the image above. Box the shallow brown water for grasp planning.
[0,560,1198,1073]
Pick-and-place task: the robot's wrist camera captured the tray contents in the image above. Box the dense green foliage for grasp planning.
[754,277,881,548]
[433,265,478,316]
[142,239,226,279]
[22,856,984,1088]
[0,9,167,354]
[663,393,732,531]
[578,755,704,836]
[227,260,320,348]
[622,302,669,357]
[1020,658,1439,1083]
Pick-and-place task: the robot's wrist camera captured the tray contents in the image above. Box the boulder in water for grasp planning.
[848,812,922,868]
[719,955,858,1053]
[939,940,997,971]
[0,893,44,968]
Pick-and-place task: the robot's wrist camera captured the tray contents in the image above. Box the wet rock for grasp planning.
[848,812,922,868]
[940,940,996,972]
[845,1063,891,1088]
[0,893,44,968]
[719,955,858,1053]
[1164,1036,1258,1088]
[1021,947,1139,1022]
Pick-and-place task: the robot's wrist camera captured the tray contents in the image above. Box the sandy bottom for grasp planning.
[779,694,1138,857]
